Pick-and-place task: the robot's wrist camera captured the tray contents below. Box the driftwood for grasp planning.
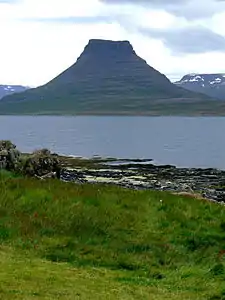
[34,172,58,180]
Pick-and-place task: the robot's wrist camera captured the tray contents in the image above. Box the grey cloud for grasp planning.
[140,26,225,54]
[100,0,225,19]
[25,16,114,24]
[168,1,225,19]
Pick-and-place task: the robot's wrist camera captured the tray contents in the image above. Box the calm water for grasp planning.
[0,116,224,169]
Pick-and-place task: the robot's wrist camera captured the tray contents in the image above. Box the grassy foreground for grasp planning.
[1,171,225,299]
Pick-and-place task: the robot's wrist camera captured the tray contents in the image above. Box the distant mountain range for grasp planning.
[175,74,225,100]
[0,39,225,115]
[0,85,29,100]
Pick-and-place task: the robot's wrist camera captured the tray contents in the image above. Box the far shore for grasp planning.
[2,112,225,116]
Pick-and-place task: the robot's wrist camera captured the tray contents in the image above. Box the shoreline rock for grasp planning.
[60,162,225,204]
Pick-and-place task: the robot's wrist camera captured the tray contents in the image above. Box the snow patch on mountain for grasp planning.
[175,73,225,100]
[177,74,225,86]
[0,85,29,100]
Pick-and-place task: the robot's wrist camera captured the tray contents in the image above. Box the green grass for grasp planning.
[0,172,225,299]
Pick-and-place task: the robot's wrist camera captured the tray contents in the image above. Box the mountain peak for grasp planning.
[81,39,136,58]
[88,39,132,46]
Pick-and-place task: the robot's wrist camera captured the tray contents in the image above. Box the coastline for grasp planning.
[58,155,225,204]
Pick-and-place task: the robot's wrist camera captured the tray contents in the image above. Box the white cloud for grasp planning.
[0,0,225,86]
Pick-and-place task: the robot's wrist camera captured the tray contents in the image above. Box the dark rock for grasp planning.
[22,149,61,178]
[60,162,225,204]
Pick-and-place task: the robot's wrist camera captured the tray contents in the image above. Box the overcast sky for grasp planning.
[1,0,225,86]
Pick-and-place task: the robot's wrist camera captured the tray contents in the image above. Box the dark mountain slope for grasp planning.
[0,39,222,115]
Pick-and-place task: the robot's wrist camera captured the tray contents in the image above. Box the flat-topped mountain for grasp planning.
[175,73,225,100]
[0,85,28,100]
[0,39,223,115]
[45,39,195,99]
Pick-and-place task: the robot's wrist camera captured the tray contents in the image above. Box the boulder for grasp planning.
[0,141,61,179]
[22,148,61,178]
[0,140,21,171]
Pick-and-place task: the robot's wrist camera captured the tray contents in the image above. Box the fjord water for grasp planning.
[1,116,224,169]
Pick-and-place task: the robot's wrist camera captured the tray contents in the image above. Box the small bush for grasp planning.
[210,263,225,276]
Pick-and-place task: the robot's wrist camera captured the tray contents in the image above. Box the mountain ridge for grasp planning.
[0,85,29,100]
[175,73,225,100]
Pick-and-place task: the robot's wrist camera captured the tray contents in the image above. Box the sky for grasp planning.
[1,0,225,87]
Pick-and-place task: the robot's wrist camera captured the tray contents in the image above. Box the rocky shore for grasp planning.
[60,158,225,204]
[1,139,224,204]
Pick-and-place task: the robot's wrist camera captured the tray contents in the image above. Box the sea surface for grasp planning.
[1,116,225,169]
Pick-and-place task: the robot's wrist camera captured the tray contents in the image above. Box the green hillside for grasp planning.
[1,170,225,299]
